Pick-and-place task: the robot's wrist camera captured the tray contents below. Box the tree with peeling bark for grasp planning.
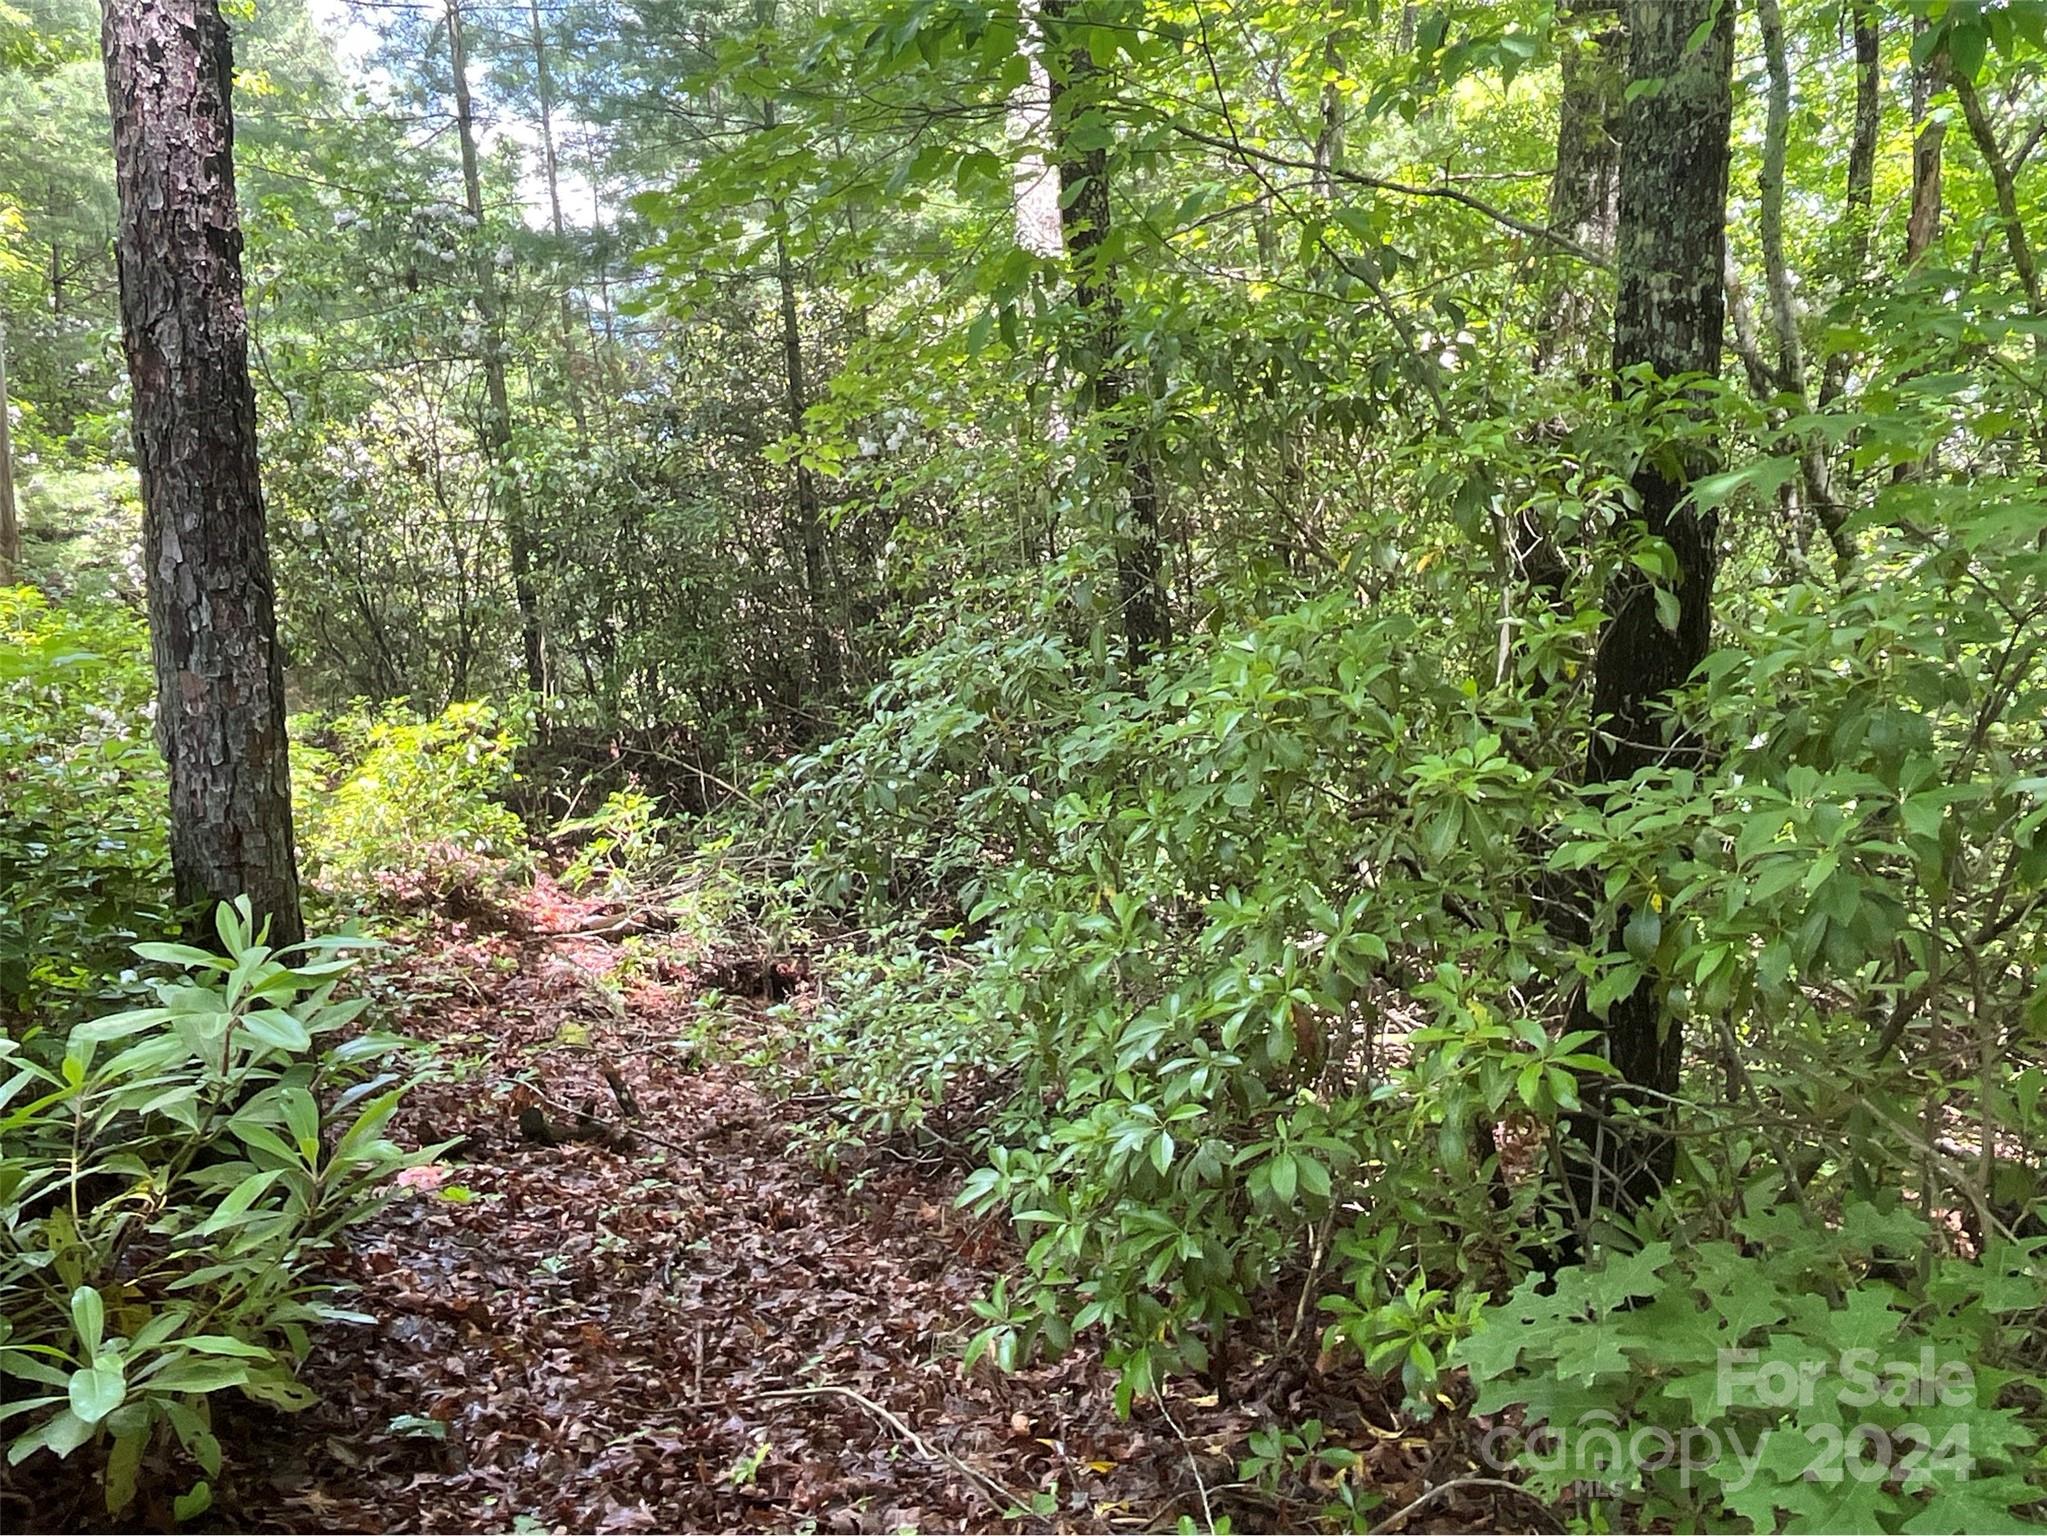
[100,0,303,946]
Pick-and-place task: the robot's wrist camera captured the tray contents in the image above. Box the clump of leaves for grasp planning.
[0,898,437,1517]
[556,786,670,896]
[292,699,532,909]
[0,587,171,1024]
[1454,1207,2047,1534]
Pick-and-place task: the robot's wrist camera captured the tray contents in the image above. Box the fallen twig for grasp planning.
[1368,1475,1555,1534]
[511,1080,696,1158]
[746,1383,1031,1518]
[1154,1397,1219,1535]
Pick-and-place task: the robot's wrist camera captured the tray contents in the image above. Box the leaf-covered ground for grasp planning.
[213,881,1530,1534]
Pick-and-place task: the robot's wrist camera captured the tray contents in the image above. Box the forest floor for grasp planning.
[209,877,1528,1535]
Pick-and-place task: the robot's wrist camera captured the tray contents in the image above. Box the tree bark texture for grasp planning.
[1819,1,1880,411]
[1513,0,1623,687]
[1907,31,1946,267]
[101,0,303,946]
[1534,0,1622,375]
[1563,0,1733,1226]
[1042,0,1170,668]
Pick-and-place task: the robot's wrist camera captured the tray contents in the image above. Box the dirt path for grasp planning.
[225,880,1488,1534]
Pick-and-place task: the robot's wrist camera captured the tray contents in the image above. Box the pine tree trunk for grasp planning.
[101,0,303,947]
[1562,0,1733,1229]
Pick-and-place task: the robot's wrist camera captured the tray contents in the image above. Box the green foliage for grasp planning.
[1239,1417,1381,1532]
[1455,1209,2047,1534]
[0,899,433,1515]
[556,787,669,896]
[0,588,171,1023]
[292,699,532,908]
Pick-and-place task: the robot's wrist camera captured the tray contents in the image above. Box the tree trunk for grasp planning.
[1562,0,1734,1231]
[101,0,303,947]
[1042,0,1170,668]
[0,321,19,581]
[1819,1,1880,411]
[1756,0,1849,567]
[1508,0,1621,690]
[1907,28,1947,267]
[1533,0,1621,376]
[1954,73,2044,332]
[526,0,588,434]
[773,221,838,696]
[447,0,545,700]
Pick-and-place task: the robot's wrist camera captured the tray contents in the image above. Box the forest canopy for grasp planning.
[2,0,2046,1530]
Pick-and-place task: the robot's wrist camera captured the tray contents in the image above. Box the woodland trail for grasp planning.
[223,880,1502,1535]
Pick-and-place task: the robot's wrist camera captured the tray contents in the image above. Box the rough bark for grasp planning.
[1042,0,1170,668]
[1907,30,1947,267]
[1509,0,1621,691]
[1563,0,1734,1230]
[1533,0,1622,375]
[447,0,545,699]
[101,0,303,946]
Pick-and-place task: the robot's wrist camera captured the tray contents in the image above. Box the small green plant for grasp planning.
[292,699,531,907]
[1238,1418,1377,1532]
[0,899,436,1515]
[0,588,171,1023]
[557,787,669,895]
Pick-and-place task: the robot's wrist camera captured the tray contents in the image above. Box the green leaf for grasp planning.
[1623,905,1662,962]
[1946,20,1986,82]
[105,1422,147,1512]
[190,1169,286,1236]
[176,1336,275,1359]
[1269,1152,1297,1203]
[1654,586,1681,634]
[132,943,230,972]
[143,1356,253,1395]
[70,1287,104,1354]
[8,1407,92,1463]
[68,1356,126,1425]
[238,1008,312,1052]
[173,1481,213,1523]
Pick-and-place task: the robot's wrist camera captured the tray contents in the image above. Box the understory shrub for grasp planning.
[747,473,2047,1516]
[0,587,171,1025]
[1457,1210,2047,1532]
[0,899,432,1517]
[291,699,532,908]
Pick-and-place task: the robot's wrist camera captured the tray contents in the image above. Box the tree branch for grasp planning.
[1168,123,1612,269]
